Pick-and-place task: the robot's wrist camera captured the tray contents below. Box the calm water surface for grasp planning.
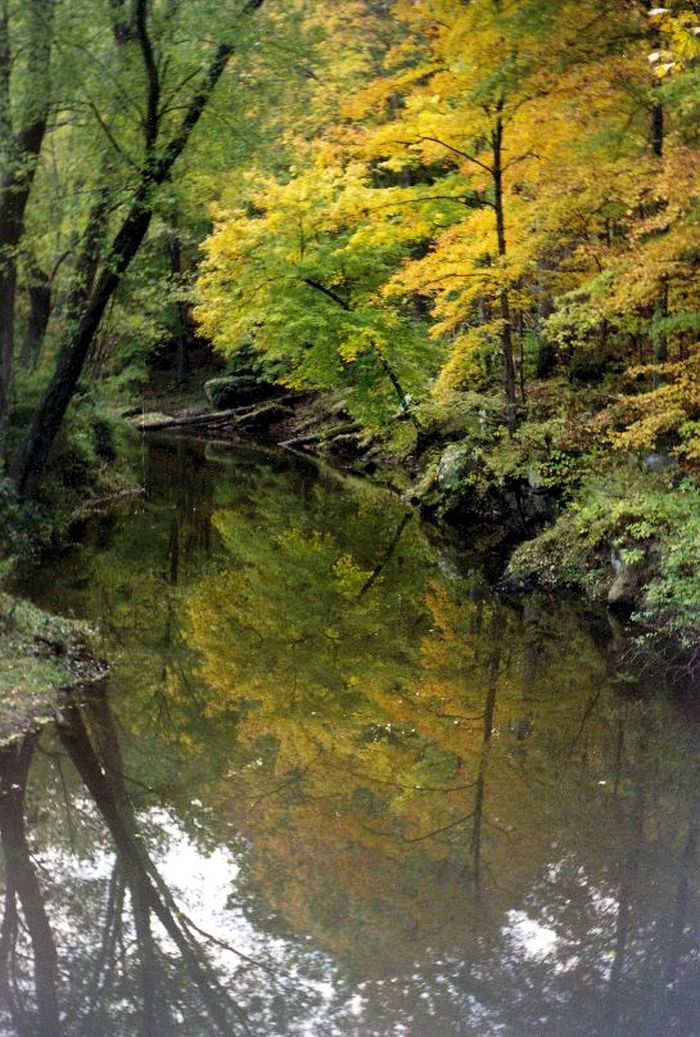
[2,436,700,1037]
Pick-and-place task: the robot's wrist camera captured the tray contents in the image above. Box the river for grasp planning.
[2,434,699,1036]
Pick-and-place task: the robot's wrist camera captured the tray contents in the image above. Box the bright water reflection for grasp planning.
[2,435,700,1036]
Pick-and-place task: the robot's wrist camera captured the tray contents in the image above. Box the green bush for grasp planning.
[507,466,700,643]
[0,478,31,569]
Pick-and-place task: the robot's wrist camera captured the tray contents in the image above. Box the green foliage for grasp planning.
[2,394,132,563]
[0,479,31,569]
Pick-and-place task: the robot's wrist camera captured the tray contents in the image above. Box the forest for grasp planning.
[2,3,700,1035]
[1,0,699,645]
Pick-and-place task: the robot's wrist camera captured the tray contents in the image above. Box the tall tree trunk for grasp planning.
[653,276,668,364]
[0,0,55,445]
[19,259,52,368]
[651,101,664,158]
[644,1,665,157]
[13,194,152,495]
[168,229,191,389]
[492,113,518,432]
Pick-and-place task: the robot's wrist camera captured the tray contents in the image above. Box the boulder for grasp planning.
[436,442,472,492]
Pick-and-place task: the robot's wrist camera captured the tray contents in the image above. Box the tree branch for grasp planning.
[86,100,140,168]
[503,150,539,172]
[303,277,351,310]
[399,135,494,175]
[134,0,160,153]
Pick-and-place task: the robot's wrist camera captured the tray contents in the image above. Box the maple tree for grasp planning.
[195,156,436,425]
[188,0,700,641]
[195,0,700,456]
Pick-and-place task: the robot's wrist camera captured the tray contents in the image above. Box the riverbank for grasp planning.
[0,409,133,743]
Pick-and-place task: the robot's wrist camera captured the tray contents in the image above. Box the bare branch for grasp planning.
[134,0,160,153]
[397,135,494,175]
[303,277,351,310]
[86,100,140,169]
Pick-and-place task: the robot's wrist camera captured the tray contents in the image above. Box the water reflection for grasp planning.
[2,436,700,1035]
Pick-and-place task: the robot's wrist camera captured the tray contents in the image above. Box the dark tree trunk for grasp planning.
[0,0,55,443]
[13,16,258,495]
[19,262,52,368]
[492,113,518,432]
[0,262,16,441]
[644,1,665,157]
[652,101,664,158]
[14,200,152,496]
[168,231,191,388]
[654,277,668,365]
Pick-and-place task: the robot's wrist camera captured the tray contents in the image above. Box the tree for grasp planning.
[196,154,437,426]
[3,0,266,496]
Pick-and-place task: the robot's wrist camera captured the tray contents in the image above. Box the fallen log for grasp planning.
[134,398,294,432]
[279,423,361,449]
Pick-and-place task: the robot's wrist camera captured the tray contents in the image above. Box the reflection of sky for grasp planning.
[4,728,700,1036]
[142,806,486,1036]
[7,789,670,1037]
[12,799,446,1037]
[147,805,349,1033]
[505,910,558,961]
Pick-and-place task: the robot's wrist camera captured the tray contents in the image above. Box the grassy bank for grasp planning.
[506,468,700,648]
[0,593,103,745]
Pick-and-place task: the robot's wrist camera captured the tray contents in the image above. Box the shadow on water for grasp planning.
[3,434,700,1036]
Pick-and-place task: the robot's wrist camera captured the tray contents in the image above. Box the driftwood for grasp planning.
[134,397,294,433]
[279,423,361,449]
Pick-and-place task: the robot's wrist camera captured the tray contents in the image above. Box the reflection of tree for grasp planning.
[663,800,700,1032]
[58,687,251,1037]
[604,734,647,1032]
[470,615,500,895]
[0,685,258,1037]
[0,734,61,1036]
[154,437,217,588]
[184,528,700,1034]
[185,523,581,946]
